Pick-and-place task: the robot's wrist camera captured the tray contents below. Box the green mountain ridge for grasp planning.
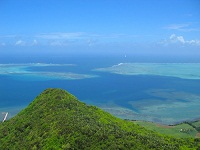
[0,88,199,149]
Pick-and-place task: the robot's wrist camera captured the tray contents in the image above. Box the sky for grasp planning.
[0,0,200,59]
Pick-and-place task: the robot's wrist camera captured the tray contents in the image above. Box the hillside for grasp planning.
[0,88,200,149]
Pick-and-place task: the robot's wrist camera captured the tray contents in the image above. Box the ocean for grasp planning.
[1,55,200,125]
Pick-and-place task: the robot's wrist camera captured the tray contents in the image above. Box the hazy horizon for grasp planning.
[0,0,200,60]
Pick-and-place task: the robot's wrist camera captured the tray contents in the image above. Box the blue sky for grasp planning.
[0,0,200,57]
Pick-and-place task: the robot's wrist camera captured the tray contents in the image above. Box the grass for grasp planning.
[192,120,200,128]
[133,120,199,138]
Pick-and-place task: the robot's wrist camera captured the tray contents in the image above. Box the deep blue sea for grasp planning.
[1,55,200,124]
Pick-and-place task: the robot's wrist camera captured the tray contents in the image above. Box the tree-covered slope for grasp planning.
[0,88,199,149]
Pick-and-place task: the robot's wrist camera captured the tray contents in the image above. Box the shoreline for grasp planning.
[130,118,200,126]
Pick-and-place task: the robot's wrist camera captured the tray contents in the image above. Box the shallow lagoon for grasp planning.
[1,62,200,125]
[95,63,200,80]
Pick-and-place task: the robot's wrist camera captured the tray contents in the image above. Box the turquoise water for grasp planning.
[1,56,200,124]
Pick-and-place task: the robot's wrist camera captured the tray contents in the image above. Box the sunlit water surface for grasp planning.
[1,56,200,125]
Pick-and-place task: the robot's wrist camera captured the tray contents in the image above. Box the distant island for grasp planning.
[0,88,199,149]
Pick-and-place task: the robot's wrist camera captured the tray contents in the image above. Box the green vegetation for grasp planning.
[0,88,200,149]
[134,121,199,138]
[186,120,200,132]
